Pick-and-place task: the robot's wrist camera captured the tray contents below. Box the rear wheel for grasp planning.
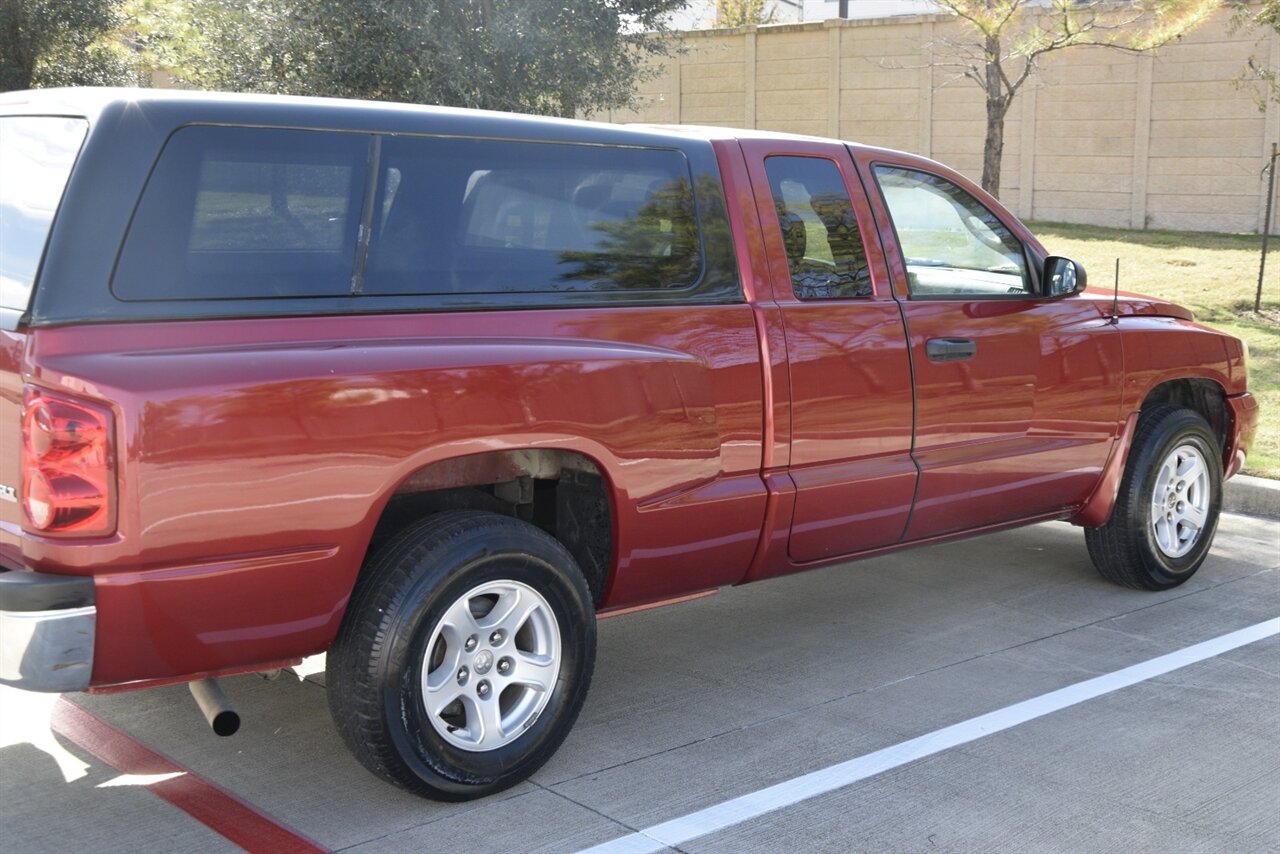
[327,510,595,800]
[1085,405,1222,590]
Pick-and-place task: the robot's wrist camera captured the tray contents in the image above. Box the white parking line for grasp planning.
[578,617,1280,854]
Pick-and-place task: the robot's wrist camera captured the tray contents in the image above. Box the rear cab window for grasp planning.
[762,156,872,300]
[0,116,88,318]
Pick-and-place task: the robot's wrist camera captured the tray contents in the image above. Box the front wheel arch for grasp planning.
[1139,377,1230,466]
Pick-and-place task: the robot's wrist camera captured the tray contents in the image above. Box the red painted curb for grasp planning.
[52,699,330,854]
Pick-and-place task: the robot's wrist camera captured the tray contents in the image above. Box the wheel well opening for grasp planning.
[1141,379,1228,466]
[368,450,613,605]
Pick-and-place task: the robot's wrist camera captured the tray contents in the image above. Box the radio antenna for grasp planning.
[1111,258,1120,325]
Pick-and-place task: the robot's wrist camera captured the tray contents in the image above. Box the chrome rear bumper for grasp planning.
[0,569,95,692]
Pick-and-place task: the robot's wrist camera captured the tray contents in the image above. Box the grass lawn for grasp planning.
[1028,221,1279,479]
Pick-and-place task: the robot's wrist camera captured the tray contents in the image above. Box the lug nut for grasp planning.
[477,679,492,699]
[497,656,513,675]
[457,666,469,685]
[464,635,478,652]
[489,630,506,646]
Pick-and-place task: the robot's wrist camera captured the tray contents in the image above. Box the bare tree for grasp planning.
[931,0,1220,199]
[1229,0,1279,110]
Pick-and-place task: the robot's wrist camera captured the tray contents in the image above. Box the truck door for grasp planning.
[739,140,916,565]
[851,150,1123,539]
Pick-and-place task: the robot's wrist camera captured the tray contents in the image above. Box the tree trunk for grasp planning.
[0,15,36,92]
[0,60,34,93]
[981,33,1007,199]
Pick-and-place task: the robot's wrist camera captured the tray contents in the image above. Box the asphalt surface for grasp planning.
[2,512,1277,853]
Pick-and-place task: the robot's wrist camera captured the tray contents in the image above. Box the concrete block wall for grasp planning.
[607,9,1280,233]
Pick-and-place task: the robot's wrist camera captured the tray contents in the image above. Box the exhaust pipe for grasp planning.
[188,678,240,737]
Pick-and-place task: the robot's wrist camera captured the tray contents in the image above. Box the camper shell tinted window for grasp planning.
[111,124,734,311]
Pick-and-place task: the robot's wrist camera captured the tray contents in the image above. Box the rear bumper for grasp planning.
[0,569,95,692]
[1225,392,1259,479]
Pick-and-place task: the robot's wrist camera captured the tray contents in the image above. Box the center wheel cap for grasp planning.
[473,650,494,675]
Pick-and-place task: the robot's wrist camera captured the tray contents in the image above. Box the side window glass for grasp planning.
[190,163,354,252]
[873,166,1029,297]
[363,137,702,296]
[763,156,872,300]
[114,126,369,301]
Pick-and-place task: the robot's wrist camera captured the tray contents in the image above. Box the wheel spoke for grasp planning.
[509,651,558,693]
[423,624,465,696]
[424,681,466,718]
[472,694,507,750]
[484,587,542,636]
[1178,453,1206,487]
[440,596,482,639]
[1182,501,1207,529]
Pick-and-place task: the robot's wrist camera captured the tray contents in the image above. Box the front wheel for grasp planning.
[1085,405,1223,590]
[327,511,596,800]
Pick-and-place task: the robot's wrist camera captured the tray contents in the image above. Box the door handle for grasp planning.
[926,337,976,362]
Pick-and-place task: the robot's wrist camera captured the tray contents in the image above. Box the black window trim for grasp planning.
[349,134,381,295]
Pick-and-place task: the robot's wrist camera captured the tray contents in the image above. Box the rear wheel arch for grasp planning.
[359,448,617,608]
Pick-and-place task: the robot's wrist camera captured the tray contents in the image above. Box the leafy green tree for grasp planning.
[146,0,685,118]
[715,0,776,27]
[124,0,276,91]
[932,0,1220,199]
[0,0,137,91]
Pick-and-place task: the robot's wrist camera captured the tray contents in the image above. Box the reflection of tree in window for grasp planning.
[764,157,871,300]
[556,177,701,291]
[191,160,352,251]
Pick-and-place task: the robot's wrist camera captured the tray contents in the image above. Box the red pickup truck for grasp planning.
[0,89,1257,800]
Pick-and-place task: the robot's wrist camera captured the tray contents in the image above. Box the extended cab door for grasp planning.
[852,149,1123,539]
[739,140,915,565]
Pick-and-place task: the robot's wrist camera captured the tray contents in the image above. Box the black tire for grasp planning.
[1085,405,1223,590]
[327,510,596,800]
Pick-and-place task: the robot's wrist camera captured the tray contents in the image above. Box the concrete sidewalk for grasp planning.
[2,513,1276,854]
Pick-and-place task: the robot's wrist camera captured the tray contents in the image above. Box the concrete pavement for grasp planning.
[2,512,1277,853]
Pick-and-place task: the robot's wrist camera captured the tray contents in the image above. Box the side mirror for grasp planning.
[1044,256,1086,297]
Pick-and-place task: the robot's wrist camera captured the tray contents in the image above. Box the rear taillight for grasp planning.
[21,387,115,536]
